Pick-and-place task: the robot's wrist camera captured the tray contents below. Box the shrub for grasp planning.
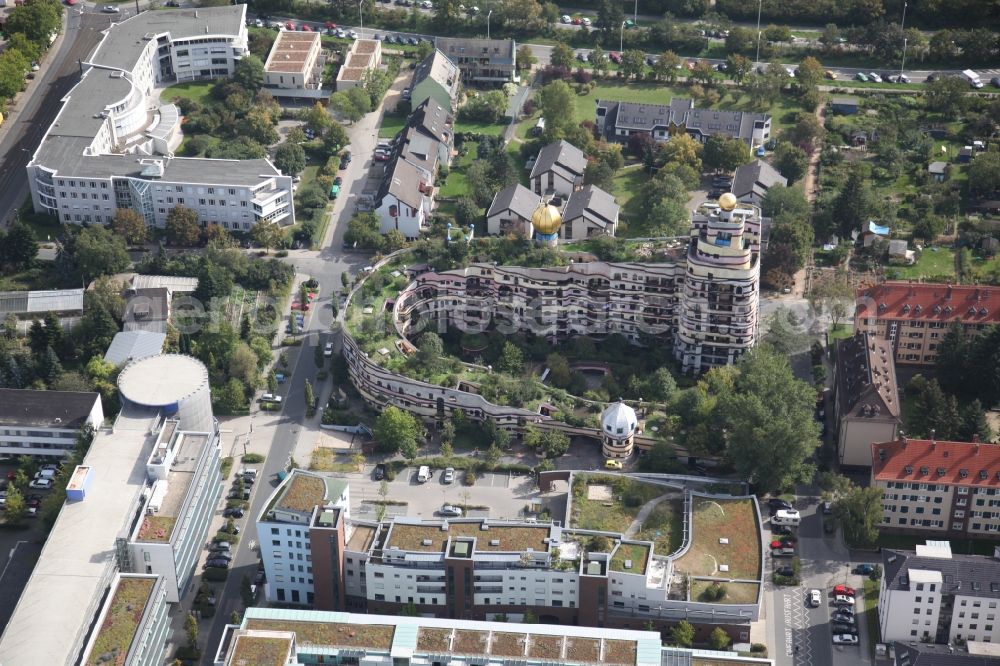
[242,453,265,463]
[623,493,643,508]
[463,469,476,485]
[203,568,229,582]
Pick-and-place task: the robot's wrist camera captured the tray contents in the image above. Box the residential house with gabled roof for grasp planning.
[595,98,771,147]
[530,140,587,198]
[731,159,787,205]
[433,37,517,85]
[405,97,454,168]
[486,183,539,236]
[834,332,901,468]
[410,49,460,111]
[561,185,620,240]
[374,157,434,239]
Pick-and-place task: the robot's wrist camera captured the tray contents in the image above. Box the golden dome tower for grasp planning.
[718,192,738,211]
[531,200,562,246]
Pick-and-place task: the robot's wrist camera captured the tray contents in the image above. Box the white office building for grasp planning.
[0,388,104,458]
[26,6,294,231]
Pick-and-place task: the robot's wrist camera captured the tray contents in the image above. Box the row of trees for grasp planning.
[0,0,62,102]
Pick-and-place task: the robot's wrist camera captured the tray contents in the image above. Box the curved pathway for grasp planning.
[624,492,674,538]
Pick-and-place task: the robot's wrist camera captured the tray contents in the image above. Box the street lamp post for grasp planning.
[359,0,364,33]
[754,0,763,68]
[620,20,625,53]
[633,0,637,26]
[487,9,492,40]
[898,1,908,79]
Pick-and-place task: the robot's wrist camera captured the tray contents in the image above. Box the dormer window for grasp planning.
[938,467,947,476]
[920,466,929,475]
[960,469,969,478]
[980,470,989,480]
[903,304,910,312]
[905,465,913,474]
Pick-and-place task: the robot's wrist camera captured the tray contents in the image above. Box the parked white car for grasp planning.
[808,589,821,607]
[834,594,856,606]
[832,634,859,645]
[261,393,283,404]
[560,14,571,22]
[29,478,53,490]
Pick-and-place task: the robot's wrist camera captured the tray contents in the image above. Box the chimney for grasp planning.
[973,434,980,444]
[901,433,907,448]
[930,429,936,448]
[946,284,952,300]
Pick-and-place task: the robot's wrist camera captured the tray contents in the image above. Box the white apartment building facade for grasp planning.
[880,541,1000,645]
[0,389,104,458]
[27,6,294,232]
[872,437,1000,538]
[256,470,351,607]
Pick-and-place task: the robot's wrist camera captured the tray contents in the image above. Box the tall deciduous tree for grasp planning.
[233,55,265,92]
[166,206,202,247]
[835,484,883,547]
[374,406,422,454]
[720,347,820,492]
[112,208,148,245]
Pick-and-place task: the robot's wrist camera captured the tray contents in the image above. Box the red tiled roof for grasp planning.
[856,282,1000,324]
[872,438,1000,487]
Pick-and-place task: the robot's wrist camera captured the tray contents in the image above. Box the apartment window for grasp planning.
[271,528,279,534]
[272,540,280,546]
[917,583,924,591]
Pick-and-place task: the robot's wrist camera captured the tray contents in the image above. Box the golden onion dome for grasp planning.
[531,201,562,235]
[718,192,738,211]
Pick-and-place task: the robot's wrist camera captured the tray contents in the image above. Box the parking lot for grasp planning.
[349,467,565,521]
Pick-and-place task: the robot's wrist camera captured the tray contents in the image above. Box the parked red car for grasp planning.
[285,21,295,30]
[325,21,337,29]
[609,51,622,63]
[300,24,313,31]
[833,584,856,597]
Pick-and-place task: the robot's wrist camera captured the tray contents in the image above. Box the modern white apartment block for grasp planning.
[0,354,221,665]
[0,388,104,458]
[880,540,1000,646]
[26,6,295,232]
[256,469,351,607]
[255,477,762,641]
[872,437,1000,538]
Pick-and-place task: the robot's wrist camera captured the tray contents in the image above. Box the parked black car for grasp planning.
[831,623,858,635]
[768,498,793,511]
[223,507,244,518]
[774,565,794,577]
[373,463,386,481]
[205,558,230,569]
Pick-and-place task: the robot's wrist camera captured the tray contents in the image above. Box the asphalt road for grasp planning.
[764,495,880,666]
[0,10,112,228]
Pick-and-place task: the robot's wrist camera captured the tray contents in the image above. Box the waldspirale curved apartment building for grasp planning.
[342,197,762,455]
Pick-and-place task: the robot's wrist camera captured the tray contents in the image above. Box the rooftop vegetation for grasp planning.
[136,516,176,543]
[274,473,328,513]
[674,498,761,581]
[245,620,395,650]
[230,635,293,666]
[85,577,154,666]
[570,474,668,532]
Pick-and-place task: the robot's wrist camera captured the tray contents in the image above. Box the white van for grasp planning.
[772,509,801,526]
[417,466,431,483]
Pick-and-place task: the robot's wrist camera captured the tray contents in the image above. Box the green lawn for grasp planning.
[572,82,802,134]
[16,202,61,243]
[177,133,220,157]
[438,143,479,199]
[828,323,854,342]
[890,246,955,281]
[379,110,409,138]
[453,118,508,136]
[635,499,684,556]
[610,167,646,209]
[163,80,216,106]
[570,474,667,532]
[863,578,879,658]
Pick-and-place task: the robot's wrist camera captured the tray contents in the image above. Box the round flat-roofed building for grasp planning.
[117,354,214,432]
[601,400,638,458]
